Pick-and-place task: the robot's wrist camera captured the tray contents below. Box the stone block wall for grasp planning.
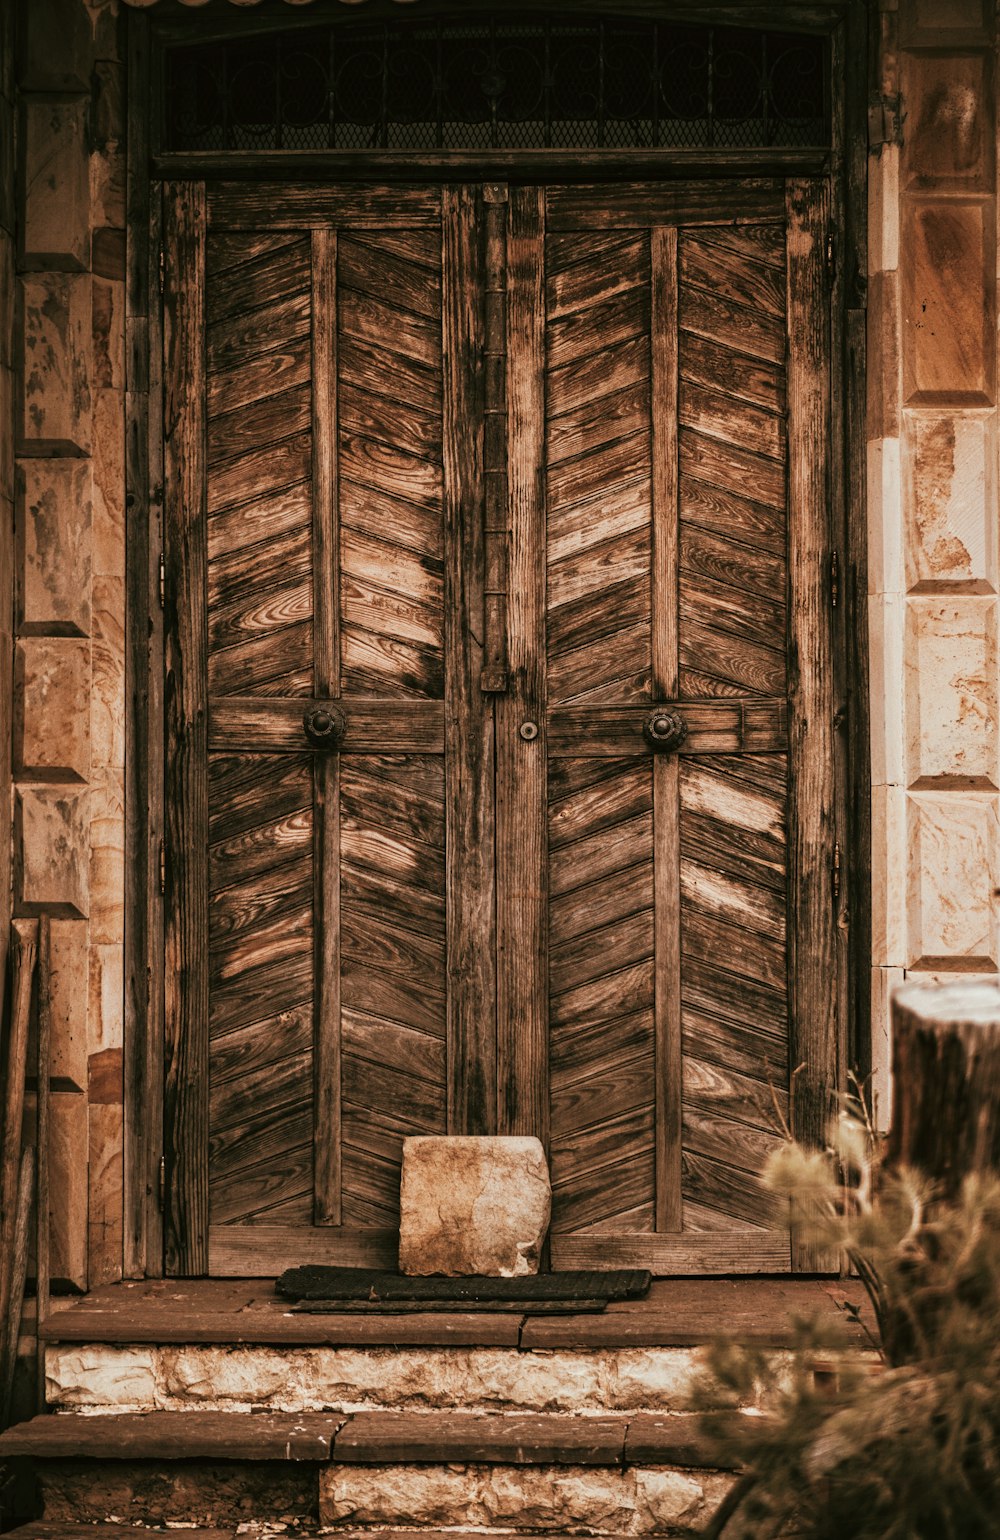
[869,0,1000,1123]
[11,0,126,1289]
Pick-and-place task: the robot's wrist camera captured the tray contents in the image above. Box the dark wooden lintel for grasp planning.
[154,149,833,185]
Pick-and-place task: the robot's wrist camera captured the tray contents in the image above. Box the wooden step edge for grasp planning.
[6,1529,236,1540]
[0,1410,347,1462]
[6,1530,642,1540]
[0,1408,737,1471]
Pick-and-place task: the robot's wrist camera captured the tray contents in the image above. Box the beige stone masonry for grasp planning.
[319,1462,733,1534]
[15,784,89,917]
[45,1343,725,1416]
[11,0,128,1289]
[870,0,1000,1123]
[16,459,92,635]
[14,636,91,780]
[903,412,997,591]
[18,271,92,455]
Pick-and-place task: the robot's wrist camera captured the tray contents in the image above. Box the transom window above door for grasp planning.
[161,12,831,154]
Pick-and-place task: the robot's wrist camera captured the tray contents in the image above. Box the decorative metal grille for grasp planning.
[163,14,830,153]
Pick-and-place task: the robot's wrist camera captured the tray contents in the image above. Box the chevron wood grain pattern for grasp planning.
[205,232,314,699]
[679,753,789,1235]
[207,752,314,1228]
[338,231,444,700]
[677,225,788,702]
[546,231,652,707]
[548,756,656,1235]
[339,755,447,1227]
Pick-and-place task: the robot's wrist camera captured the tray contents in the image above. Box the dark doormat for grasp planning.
[275,1266,652,1312]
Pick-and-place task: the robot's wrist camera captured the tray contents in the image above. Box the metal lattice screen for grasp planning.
[163,13,831,153]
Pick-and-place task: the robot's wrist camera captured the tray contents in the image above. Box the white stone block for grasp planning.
[868,143,899,278]
[904,411,996,592]
[869,592,905,786]
[867,436,903,596]
[906,792,999,968]
[870,966,903,1134]
[399,1135,551,1277]
[872,785,907,967]
[904,596,998,786]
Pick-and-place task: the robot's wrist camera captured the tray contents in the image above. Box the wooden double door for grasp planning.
[162,176,838,1277]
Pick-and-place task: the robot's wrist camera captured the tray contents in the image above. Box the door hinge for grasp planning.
[158,837,166,896]
[829,549,840,609]
[868,91,904,152]
[158,551,165,609]
[832,842,842,905]
[825,229,836,283]
[157,1155,166,1212]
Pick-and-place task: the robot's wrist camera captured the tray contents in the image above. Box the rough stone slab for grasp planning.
[45,1341,709,1416]
[319,1462,733,1533]
[334,1411,627,1466]
[0,1410,346,1461]
[399,1136,551,1277]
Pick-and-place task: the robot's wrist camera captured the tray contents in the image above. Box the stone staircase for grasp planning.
[0,1408,734,1534]
[0,1277,874,1536]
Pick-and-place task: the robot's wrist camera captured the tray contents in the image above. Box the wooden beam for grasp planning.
[124,7,163,1280]
[496,185,547,1141]
[163,181,209,1276]
[310,228,341,1227]
[785,177,838,1272]
[156,150,833,184]
[443,185,496,1135]
[650,226,681,1234]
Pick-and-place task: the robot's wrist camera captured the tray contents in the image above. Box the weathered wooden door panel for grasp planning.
[164,177,837,1277]
[164,184,467,1275]
[503,183,834,1274]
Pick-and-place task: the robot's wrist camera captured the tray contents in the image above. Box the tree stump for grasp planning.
[889,981,1000,1196]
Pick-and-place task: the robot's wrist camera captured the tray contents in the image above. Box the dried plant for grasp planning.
[695,1095,1000,1539]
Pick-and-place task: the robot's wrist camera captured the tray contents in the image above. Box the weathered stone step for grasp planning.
[0,1410,735,1534]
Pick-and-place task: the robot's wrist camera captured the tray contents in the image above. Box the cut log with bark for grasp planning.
[889,981,1000,1197]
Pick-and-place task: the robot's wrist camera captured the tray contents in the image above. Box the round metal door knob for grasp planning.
[643,708,688,752]
[519,720,540,742]
[304,705,347,749]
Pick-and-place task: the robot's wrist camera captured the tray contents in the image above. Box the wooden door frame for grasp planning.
[123,0,869,1280]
